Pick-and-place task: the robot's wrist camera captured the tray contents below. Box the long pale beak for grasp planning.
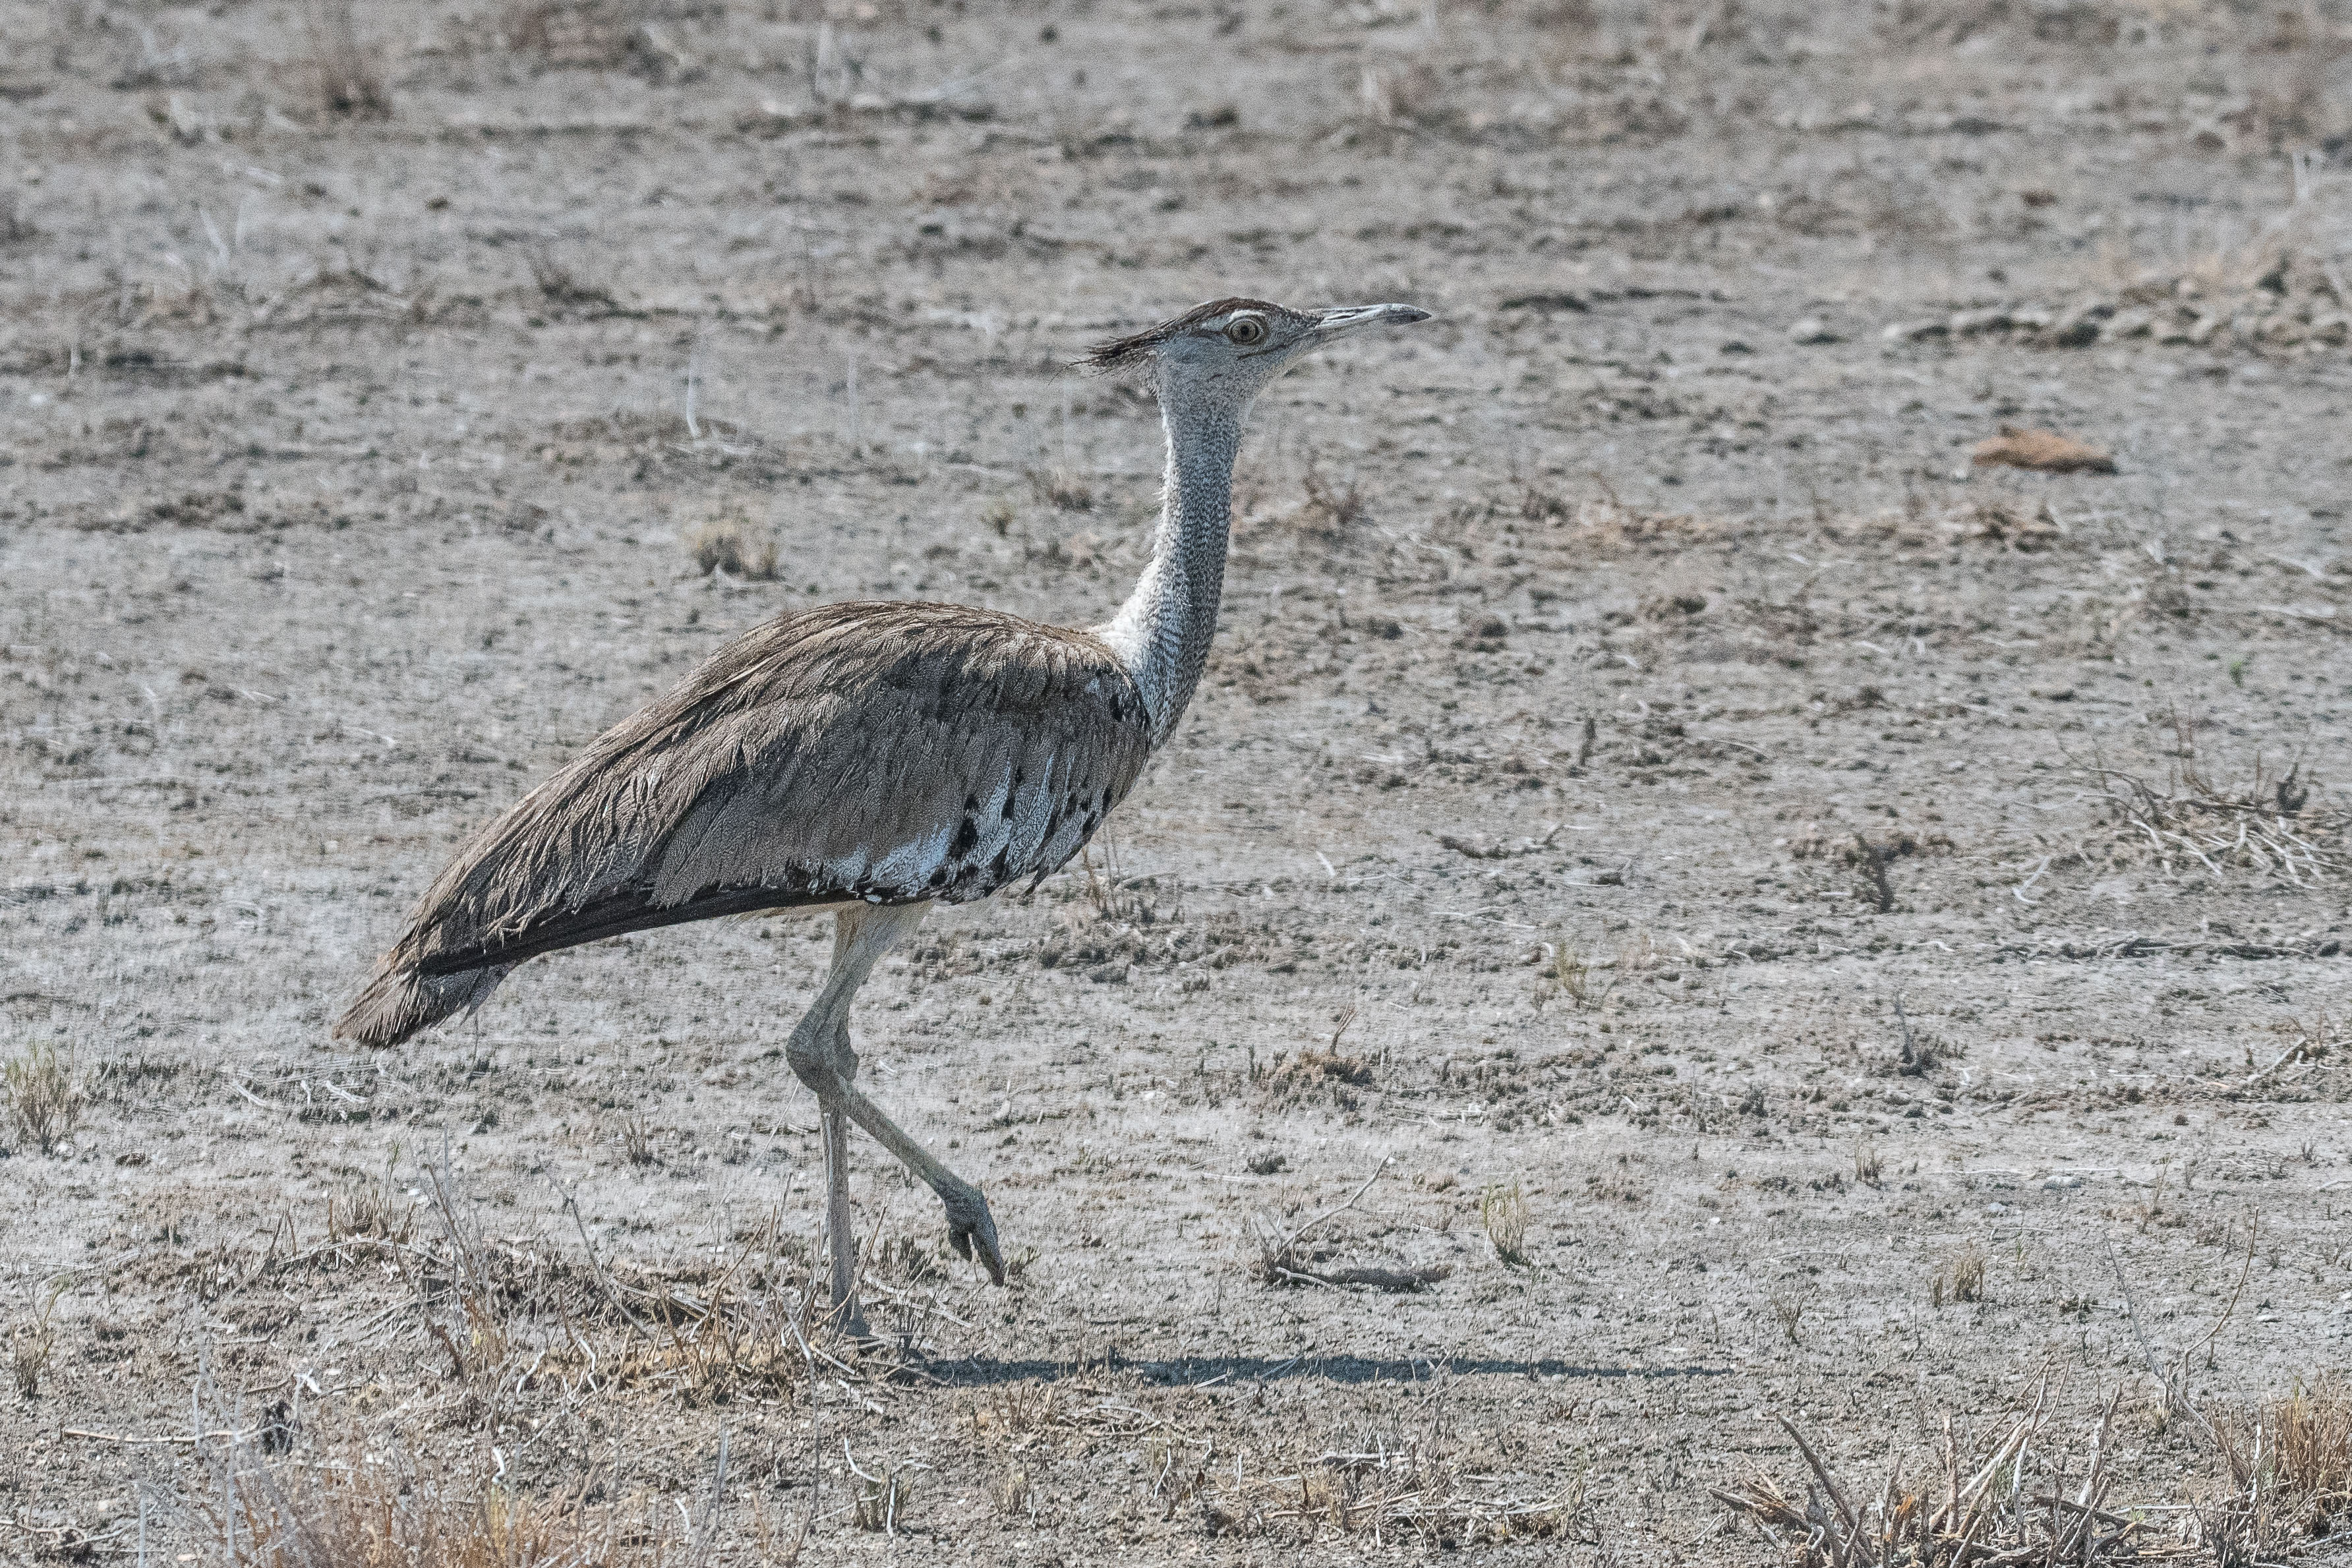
[1309,303,1434,339]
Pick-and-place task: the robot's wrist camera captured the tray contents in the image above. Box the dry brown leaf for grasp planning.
[1971,424,2117,474]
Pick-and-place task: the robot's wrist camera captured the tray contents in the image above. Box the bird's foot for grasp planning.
[823,1293,875,1345]
[942,1182,1007,1285]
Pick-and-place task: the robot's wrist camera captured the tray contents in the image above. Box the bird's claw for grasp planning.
[943,1184,1007,1286]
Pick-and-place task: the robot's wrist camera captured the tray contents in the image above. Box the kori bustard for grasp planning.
[338,297,1432,1331]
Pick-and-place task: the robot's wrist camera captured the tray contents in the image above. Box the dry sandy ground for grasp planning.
[4,0,2352,1561]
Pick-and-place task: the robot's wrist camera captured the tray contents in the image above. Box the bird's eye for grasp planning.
[1225,316,1267,346]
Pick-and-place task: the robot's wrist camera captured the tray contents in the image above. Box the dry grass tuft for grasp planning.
[1929,1242,1985,1308]
[2077,715,2346,884]
[527,247,620,312]
[208,1434,666,1568]
[326,1169,415,1244]
[848,1449,916,1534]
[11,1289,59,1400]
[2192,1382,2352,1561]
[1479,1182,1530,1267]
[992,1465,1036,1519]
[1726,1375,2352,1566]
[2202,1376,2352,1557]
[1768,1288,1808,1344]
[1720,1382,2149,1565]
[1026,467,1095,512]
[1295,459,1369,538]
[5,1041,82,1153]
[685,519,779,581]
[304,0,390,119]
[1539,941,1610,1008]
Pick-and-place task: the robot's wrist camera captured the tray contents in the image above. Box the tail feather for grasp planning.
[335,962,510,1050]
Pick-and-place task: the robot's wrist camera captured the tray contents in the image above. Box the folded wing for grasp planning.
[336,602,1153,1048]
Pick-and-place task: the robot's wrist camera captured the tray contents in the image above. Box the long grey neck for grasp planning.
[1097,395,1245,749]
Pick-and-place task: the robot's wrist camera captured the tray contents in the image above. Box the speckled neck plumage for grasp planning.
[1098,393,1245,749]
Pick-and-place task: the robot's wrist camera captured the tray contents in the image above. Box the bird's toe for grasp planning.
[943,1186,1007,1286]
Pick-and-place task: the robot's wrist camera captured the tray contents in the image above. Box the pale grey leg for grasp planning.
[819,1103,866,1336]
[783,902,1007,1335]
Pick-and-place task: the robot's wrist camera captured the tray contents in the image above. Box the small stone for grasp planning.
[1788,316,1841,344]
[1883,318,1949,342]
[2044,1175,2084,1190]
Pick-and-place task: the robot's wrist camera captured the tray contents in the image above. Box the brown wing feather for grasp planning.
[336,602,1152,1047]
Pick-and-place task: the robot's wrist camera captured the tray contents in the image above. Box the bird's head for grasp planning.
[1085,297,1432,413]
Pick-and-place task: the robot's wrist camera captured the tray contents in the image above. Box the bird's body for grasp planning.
[338,602,1151,1048]
[339,296,1431,1331]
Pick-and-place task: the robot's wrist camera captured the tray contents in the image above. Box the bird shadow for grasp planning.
[897,1348,1732,1389]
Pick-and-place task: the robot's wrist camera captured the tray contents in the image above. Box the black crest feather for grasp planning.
[1083,297,1282,372]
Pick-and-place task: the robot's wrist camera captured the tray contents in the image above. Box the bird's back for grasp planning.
[337,601,1154,1048]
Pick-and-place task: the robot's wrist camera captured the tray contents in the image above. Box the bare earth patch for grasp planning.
[3,0,2352,1562]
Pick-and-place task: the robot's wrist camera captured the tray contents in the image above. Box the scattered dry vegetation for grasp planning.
[1929,1242,1986,1308]
[2206,1376,2352,1559]
[1479,1181,1529,1267]
[11,1288,59,1400]
[2077,716,2346,885]
[4,1040,81,1153]
[1026,467,1095,513]
[1295,459,1370,538]
[206,1431,680,1568]
[684,518,779,581]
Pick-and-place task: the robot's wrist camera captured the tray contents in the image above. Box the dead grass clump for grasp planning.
[1930,1242,1986,1307]
[1719,1382,2154,1565]
[1026,467,1094,512]
[2078,717,2346,884]
[685,519,779,581]
[11,1289,59,1399]
[1479,1182,1530,1267]
[4,1041,82,1153]
[849,1452,916,1534]
[1296,459,1369,538]
[325,1173,415,1245]
[303,0,390,119]
[207,1435,662,1568]
[992,1466,1036,1519]
[2204,1376,2352,1555]
[526,247,620,313]
[1539,941,1610,1008]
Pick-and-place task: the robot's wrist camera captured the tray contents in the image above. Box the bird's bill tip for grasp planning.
[1313,302,1434,333]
